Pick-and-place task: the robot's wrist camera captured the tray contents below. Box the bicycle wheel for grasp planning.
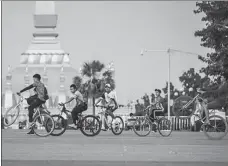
[4,105,20,127]
[157,117,172,137]
[172,96,196,119]
[202,115,228,140]
[49,115,67,136]
[111,116,124,135]
[80,115,101,137]
[133,118,152,137]
[32,114,55,137]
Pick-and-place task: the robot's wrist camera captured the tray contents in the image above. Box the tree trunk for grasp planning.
[92,97,95,116]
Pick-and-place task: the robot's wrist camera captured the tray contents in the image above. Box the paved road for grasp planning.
[2,129,228,166]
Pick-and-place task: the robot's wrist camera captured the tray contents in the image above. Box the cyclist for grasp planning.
[148,89,164,120]
[62,84,87,129]
[197,75,228,124]
[95,84,118,130]
[17,74,49,134]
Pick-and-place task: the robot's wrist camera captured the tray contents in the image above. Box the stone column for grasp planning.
[4,66,15,110]
[58,66,67,105]
[23,66,30,106]
[42,64,49,108]
[23,66,30,129]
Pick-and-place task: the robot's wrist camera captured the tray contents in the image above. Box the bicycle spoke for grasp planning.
[33,114,54,137]
[203,115,228,140]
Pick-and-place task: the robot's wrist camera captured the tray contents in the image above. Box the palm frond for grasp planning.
[82,62,92,77]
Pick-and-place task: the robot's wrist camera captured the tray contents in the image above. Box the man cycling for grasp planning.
[148,89,164,120]
[197,75,228,124]
[17,74,48,135]
[62,84,87,129]
[95,84,118,130]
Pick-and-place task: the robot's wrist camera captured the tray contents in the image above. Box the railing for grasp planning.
[129,116,191,131]
[3,107,228,131]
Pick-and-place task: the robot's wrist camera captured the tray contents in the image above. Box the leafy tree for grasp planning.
[194,1,228,81]
[194,1,228,115]
[162,82,179,100]
[179,68,205,97]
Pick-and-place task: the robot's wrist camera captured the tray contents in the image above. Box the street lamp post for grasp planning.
[140,48,202,120]
[141,48,171,120]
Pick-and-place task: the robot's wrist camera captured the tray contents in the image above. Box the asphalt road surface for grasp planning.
[2,129,228,166]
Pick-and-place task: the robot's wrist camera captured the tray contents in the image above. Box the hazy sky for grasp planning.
[2,1,209,104]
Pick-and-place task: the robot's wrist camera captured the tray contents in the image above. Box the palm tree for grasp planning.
[81,60,105,115]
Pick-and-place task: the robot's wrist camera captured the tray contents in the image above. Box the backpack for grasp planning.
[44,87,49,100]
[77,90,88,111]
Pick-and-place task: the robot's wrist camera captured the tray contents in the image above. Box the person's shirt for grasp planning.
[71,90,84,106]
[20,81,46,101]
[154,96,164,109]
[102,90,118,107]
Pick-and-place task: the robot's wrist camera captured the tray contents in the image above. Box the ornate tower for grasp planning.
[42,64,51,108]
[22,66,31,107]
[20,1,70,67]
[55,66,68,106]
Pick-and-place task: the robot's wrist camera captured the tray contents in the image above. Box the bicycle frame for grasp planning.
[16,95,48,126]
[183,94,200,109]
[181,93,221,123]
[57,105,84,124]
[98,108,112,127]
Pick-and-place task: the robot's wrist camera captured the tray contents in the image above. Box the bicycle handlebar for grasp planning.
[95,105,108,109]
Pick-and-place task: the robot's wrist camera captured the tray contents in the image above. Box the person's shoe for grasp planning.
[68,124,77,129]
[27,129,35,135]
[28,122,33,129]
[101,128,107,131]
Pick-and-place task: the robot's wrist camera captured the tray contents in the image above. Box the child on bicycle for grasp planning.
[95,84,118,130]
[63,84,87,129]
[17,74,49,135]
[148,89,164,120]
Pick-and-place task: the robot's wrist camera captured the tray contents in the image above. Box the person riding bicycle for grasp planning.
[148,89,164,120]
[17,74,49,135]
[95,83,118,130]
[62,84,87,129]
[197,75,228,124]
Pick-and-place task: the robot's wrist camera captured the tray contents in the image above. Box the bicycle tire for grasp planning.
[32,113,55,137]
[202,115,228,140]
[157,117,173,137]
[3,105,20,127]
[80,115,101,137]
[50,115,67,136]
[172,96,196,119]
[111,116,124,135]
[133,118,152,137]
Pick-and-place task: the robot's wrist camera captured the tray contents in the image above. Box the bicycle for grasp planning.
[132,106,172,137]
[172,91,228,140]
[95,105,124,135]
[48,103,101,137]
[3,93,55,137]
